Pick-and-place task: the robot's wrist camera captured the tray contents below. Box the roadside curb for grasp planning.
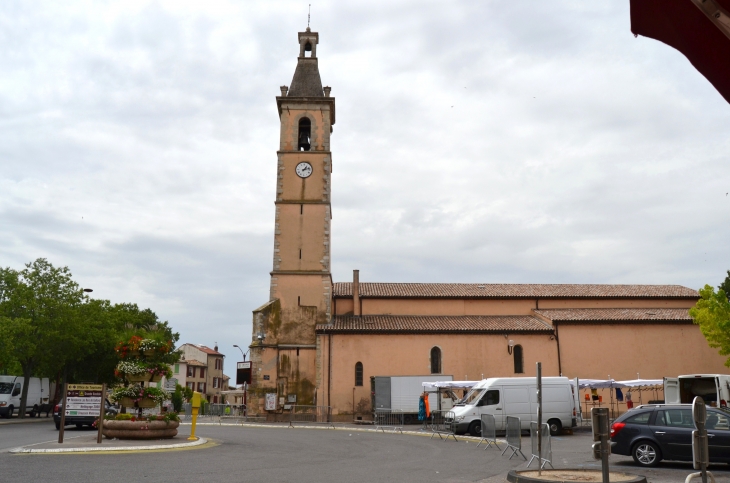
[180,421,504,444]
[0,418,54,425]
[7,437,208,454]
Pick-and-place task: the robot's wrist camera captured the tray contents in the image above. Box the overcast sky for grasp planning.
[2,1,728,371]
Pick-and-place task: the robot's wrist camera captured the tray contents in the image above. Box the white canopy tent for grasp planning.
[422,381,478,390]
[577,379,662,389]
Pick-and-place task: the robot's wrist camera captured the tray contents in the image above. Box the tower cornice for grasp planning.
[276,96,335,125]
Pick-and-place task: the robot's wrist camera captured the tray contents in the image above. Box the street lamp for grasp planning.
[232,344,249,362]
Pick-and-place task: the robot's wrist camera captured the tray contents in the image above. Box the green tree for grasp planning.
[719,270,730,301]
[171,384,184,412]
[0,259,87,418]
[689,284,730,368]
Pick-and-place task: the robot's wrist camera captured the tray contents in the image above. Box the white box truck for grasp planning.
[664,374,730,408]
[450,376,578,437]
[0,376,50,418]
[371,375,454,424]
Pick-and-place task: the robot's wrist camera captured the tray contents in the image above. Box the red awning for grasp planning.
[630,0,730,104]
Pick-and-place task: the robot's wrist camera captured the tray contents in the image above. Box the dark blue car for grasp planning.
[610,404,730,467]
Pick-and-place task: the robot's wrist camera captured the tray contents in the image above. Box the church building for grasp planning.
[247,28,727,418]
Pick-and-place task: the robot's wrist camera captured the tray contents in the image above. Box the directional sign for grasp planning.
[65,384,103,417]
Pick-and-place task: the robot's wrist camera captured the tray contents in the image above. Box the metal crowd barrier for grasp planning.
[501,416,526,460]
[429,410,458,442]
[289,405,335,428]
[476,414,500,450]
[373,409,404,433]
[527,422,554,469]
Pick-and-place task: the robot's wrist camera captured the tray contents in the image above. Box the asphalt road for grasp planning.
[1,421,729,483]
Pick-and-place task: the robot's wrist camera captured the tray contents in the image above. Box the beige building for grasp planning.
[247,28,727,418]
[178,344,226,403]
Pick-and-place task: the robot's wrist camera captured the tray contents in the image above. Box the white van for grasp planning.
[451,377,578,437]
[664,374,730,408]
[0,376,50,418]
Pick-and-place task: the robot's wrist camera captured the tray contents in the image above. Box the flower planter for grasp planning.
[150,373,163,383]
[125,373,151,383]
[119,397,158,408]
[137,397,158,408]
[143,349,156,357]
[102,420,179,440]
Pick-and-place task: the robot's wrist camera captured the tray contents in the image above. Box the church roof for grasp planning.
[534,308,693,324]
[332,283,698,299]
[316,315,554,334]
[288,59,323,97]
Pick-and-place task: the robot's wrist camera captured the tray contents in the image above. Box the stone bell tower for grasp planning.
[249,28,335,413]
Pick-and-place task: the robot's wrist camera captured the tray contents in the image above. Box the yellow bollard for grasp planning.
[188,391,201,441]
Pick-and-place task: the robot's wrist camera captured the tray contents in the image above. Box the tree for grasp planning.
[0,259,86,418]
[719,270,730,301]
[689,284,730,368]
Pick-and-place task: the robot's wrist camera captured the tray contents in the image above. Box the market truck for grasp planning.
[450,376,578,437]
[664,374,730,408]
[371,375,454,424]
[0,376,50,418]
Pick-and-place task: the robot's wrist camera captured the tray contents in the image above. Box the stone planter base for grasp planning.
[102,420,179,440]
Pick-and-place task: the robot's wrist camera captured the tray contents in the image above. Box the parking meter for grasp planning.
[591,407,610,483]
[692,397,709,472]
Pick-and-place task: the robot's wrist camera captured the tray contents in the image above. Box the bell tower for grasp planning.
[249,28,335,411]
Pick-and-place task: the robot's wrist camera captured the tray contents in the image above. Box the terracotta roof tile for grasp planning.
[535,308,693,324]
[183,359,207,367]
[333,283,697,299]
[316,315,554,334]
[192,344,223,356]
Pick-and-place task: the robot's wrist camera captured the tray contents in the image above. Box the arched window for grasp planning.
[298,118,311,151]
[355,362,363,386]
[430,347,441,374]
[513,345,524,374]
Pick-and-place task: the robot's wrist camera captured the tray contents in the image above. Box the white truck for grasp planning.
[450,376,579,437]
[0,376,51,418]
[371,375,454,424]
[664,374,730,408]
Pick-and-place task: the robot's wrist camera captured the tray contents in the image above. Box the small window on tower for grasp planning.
[298,118,311,151]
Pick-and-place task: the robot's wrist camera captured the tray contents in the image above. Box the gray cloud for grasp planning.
[1,0,728,366]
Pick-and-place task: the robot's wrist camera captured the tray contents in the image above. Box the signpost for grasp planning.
[536,362,542,477]
[58,383,106,444]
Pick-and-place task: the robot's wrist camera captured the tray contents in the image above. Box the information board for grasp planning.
[236,361,252,385]
[265,392,277,411]
[65,384,104,417]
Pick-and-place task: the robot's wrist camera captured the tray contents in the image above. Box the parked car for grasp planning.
[610,404,730,467]
[52,399,118,430]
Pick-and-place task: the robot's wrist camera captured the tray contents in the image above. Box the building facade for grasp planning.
[178,343,226,403]
[247,28,728,418]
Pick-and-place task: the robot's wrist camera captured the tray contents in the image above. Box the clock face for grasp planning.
[295,162,313,178]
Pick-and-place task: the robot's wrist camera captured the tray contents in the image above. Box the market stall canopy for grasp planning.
[616,379,663,388]
[630,0,730,104]
[578,379,620,389]
[577,378,663,389]
[422,381,479,390]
